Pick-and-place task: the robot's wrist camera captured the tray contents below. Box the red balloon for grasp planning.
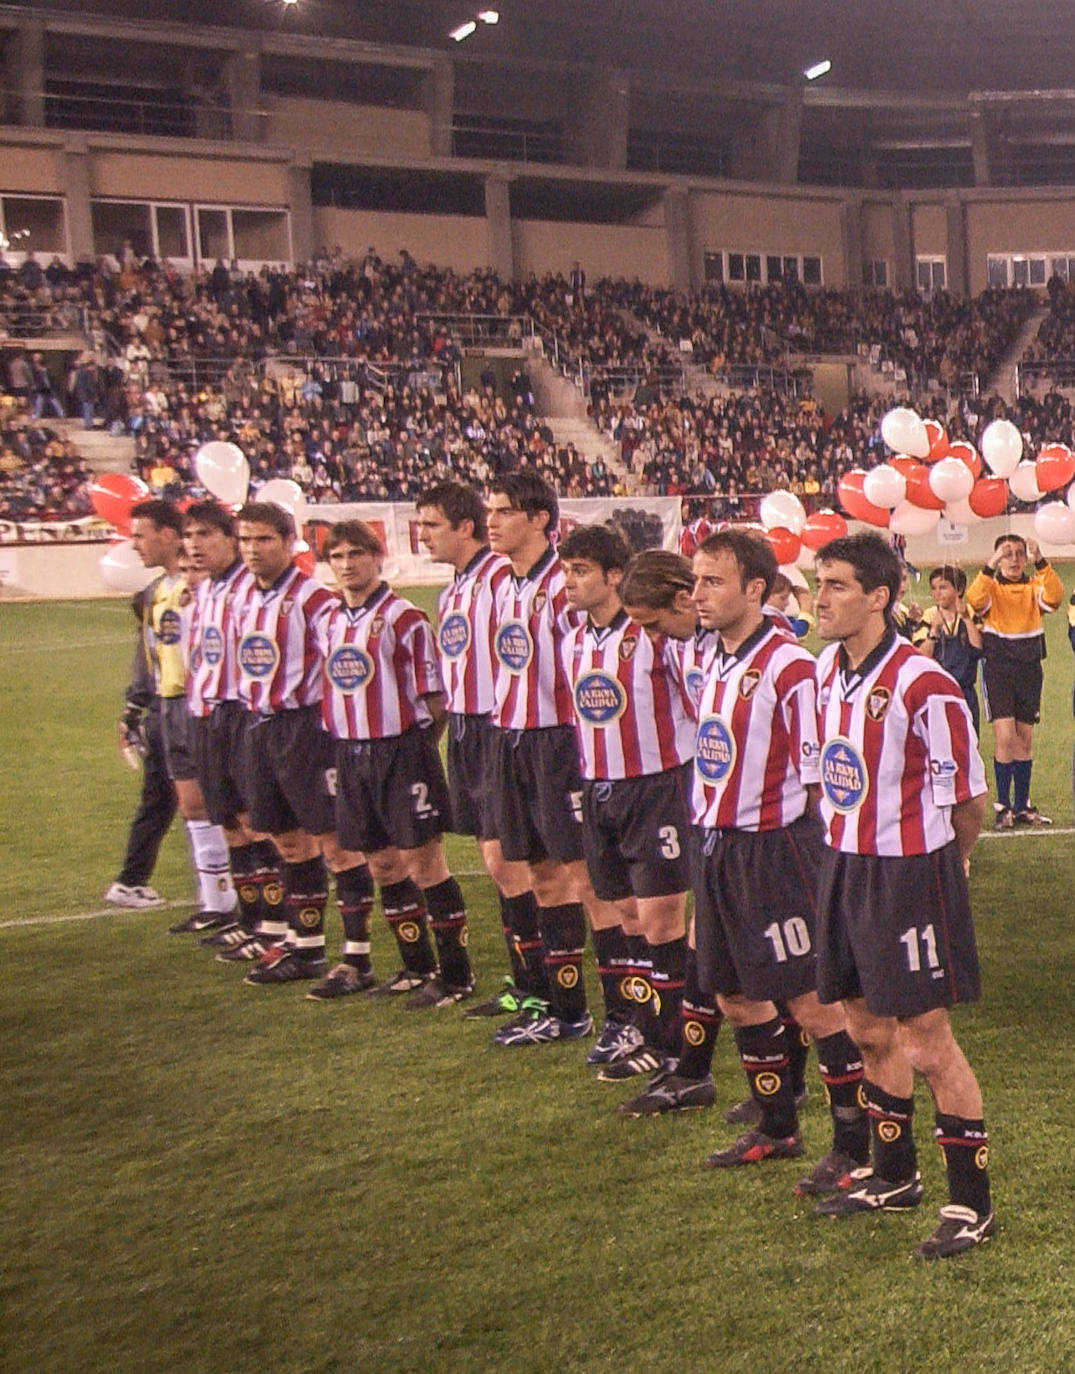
[1036,443,1075,493]
[923,420,949,463]
[946,439,981,481]
[837,471,890,528]
[90,473,150,536]
[888,455,919,478]
[968,478,1008,518]
[292,539,316,576]
[800,509,849,551]
[903,463,945,511]
[766,526,801,565]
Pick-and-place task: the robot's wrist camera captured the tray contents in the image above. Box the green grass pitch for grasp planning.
[2,583,1075,1374]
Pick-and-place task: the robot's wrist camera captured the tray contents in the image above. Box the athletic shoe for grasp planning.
[463,977,526,1019]
[704,1129,804,1169]
[792,1149,862,1197]
[404,976,475,1010]
[244,951,327,985]
[367,969,435,997]
[215,935,283,964]
[597,1047,672,1081]
[168,911,231,935]
[104,882,164,909]
[723,1088,808,1126]
[993,805,1014,831]
[617,1072,716,1118]
[198,922,245,948]
[492,1007,594,1047]
[1014,805,1051,826]
[585,1017,645,1066]
[814,1169,923,1215]
[306,963,378,1000]
[914,1205,995,1260]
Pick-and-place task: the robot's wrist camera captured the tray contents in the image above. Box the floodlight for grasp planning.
[803,60,832,81]
[450,19,477,40]
[477,9,500,21]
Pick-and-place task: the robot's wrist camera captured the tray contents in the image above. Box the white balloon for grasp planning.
[928,456,975,504]
[889,500,940,536]
[1066,481,1075,514]
[881,407,930,460]
[862,464,906,510]
[1034,501,1075,545]
[1008,460,1042,504]
[195,441,249,506]
[980,419,1023,478]
[758,490,806,533]
[256,477,308,532]
[100,539,156,593]
[943,497,980,526]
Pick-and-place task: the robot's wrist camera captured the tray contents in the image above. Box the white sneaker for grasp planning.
[104,882,164,909]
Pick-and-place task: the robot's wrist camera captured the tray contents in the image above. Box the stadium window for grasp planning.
[766,255,783,282]
[727,252,745,282]
[703,251,724,282]
[91,199,192,267]
[916,256,946,291]
[195,205,291,269]
[0,194,68,262]
[745,253,762,282]
[863,259,888,288]
[802,255,822,285]
[1029,257,1047,286]
[1011,258,1030,286]
[1050,257,1068,281]
[783,255,799,282]
[987,256,1009,287]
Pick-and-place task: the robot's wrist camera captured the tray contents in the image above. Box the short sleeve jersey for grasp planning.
[435,547,512,716]
[491,545,581,730]
[236,565,335,714]
[187,561,256,717]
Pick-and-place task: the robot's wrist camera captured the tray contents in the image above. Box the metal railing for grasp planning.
[0,303,90,338]
[131,352,460,395]
[1016,359,1075,391]
[415,313,531,348]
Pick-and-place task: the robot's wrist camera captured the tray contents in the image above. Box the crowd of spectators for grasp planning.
[0,398,94,524]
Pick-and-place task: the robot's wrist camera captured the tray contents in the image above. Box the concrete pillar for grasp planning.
[664,187,692,290]
[226,47,261,143]
[567,69,629,170]
[945,197,968,298]
[288,160,314,267]
[484,174,514,279]
[891,198,914,291]
[970,110,991,188]
[841,198,863,292]
[5,19,46,126]
[423,57,454,158]
[63,141,94,264]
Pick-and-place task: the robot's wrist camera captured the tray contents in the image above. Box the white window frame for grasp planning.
[91,197,194,270]
[0,191,71,265]
[915,255,947,291]
[194,203,293,272]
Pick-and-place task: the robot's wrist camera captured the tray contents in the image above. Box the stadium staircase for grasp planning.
[51,418,135,475]
[983,306,1048,406]
[527,346,633,490]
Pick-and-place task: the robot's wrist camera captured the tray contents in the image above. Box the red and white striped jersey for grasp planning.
[187,561,256,717]
[491,545,581,730]
[664,628,717,719]
[320,583,443,740]
[815,631,987,856]
[691,619,821,832]
[235,566,334,714]
[562,609,696,779]
[435,547,512,716]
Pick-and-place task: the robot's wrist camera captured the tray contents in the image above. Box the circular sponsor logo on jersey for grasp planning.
[202,625,223,665]
[494,619,533,674]
[439,612,470,659]
[327,644,374,693]
[695,715,736,783]
[573,670,627,725]
[158,609,182,645]
[820,736,868,813]
[238,632,279,680]
[685,667,705,706]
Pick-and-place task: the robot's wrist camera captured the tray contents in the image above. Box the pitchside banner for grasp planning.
[302,497,683,583]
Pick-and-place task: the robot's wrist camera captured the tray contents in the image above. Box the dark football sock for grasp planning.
[1011,759,1032,814]
[647,935,687,1056]
[676,947,722,1079]
[281,855,327,959]
[592,924,633,1023]
[229,842,261,934]
[539,902,588,1021]
[814,1030,869,1164]
[381,878,437,976]
[777,1001,810,1097]
[424,876,472,988]
[335,862,374,975]
[502,890,547,997]
[865,1081,917,1182]
[733,1017,798,1139]
[253,841,287,940]
[993,759,1013,810]
[934,1112,991,1216]
[498,892,531,987]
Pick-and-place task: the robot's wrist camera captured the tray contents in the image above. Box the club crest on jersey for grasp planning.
[369,616,385,637]
[574,670,627,725]
[532,590,547,616]
[739,668,761,700]
[201,625,224,665]
[495,619,533,674]
[820,736,868,812]
[619,635,638,661]
[327,644,374,693]
[685,667,705,706]
[238,632,279,679]
[280,599,293,619]
[158,609,182,645]
[695,715,736,783]
[439,612,471,659]
[866,686,891,721]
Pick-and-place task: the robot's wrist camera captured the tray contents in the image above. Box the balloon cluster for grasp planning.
[836,407,1075,544]
[757,490,849,566]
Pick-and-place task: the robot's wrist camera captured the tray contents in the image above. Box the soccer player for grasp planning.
[558,525,695,1075]
[484,470,595,1046]
[913,565,983,737]
[965,533,1062,827]
[678,530,868,1191]
[233,501,373,988]
[415,481,546,1018]
[812,532,994,1260]
[318,519,474,1007]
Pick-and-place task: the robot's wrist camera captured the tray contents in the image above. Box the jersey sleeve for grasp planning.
[778,656,821,786]
[915,690,987,808]
[964,568,993,616]
[405,613,445,698]
[1034,560,1064,613]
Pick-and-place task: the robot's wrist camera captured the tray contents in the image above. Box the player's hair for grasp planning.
[321,519,384,558]
[770,571,794,597]
[697,528,778,601]
[815,532,901,622]
[619,549,694,608]
[182,501,236,536]
[929,563,967,595]
[993,532,1027,552]
[488,469,558,534]
[236,501,295,538]
[558,523,631,573]
[130,499,183,535]
[415,481,487,540]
